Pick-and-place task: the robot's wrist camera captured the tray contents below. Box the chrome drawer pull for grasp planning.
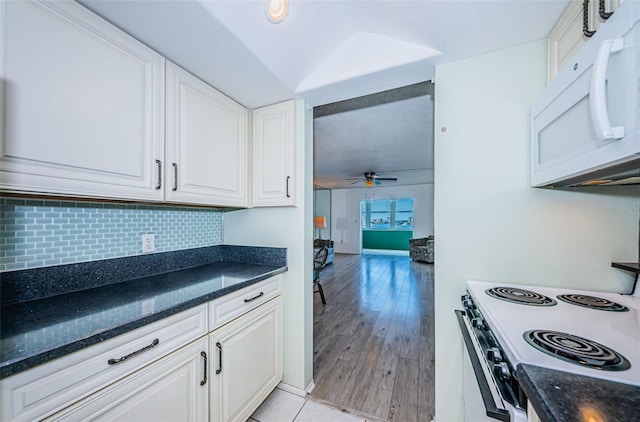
[200,351,208,386]
[107,338,160,365]
[244,292,264,303]
[216,342,223,374]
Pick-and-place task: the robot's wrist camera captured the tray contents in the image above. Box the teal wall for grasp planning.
[362,230,413,251]
[0,197,223,272]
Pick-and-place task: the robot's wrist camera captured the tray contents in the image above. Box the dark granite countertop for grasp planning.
[517,364,640,422]
[0,245,287,379]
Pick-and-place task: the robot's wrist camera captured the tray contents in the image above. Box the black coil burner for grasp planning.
[524,330,631,371]
[556,294,629,312]
[485,287,557,306]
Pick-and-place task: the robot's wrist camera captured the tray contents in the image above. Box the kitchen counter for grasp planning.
[0,245,287,379]
[517,364,640,422]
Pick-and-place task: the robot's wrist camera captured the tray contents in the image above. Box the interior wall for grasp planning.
[433,40,639,421]
[313,189,331,239]
[331,184,434,254]
[223,99,314,391]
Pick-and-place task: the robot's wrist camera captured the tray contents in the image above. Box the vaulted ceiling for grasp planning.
[82,0,569,189]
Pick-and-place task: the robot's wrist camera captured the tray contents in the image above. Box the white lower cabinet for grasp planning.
[0,305,207,422]
[45,336,209,421]
[209,297,282,422]
[0,281,283,422]
[526,401,542,422]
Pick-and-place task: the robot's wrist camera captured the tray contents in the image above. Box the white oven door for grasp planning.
[456,310,526,422]
[463,344,498,422]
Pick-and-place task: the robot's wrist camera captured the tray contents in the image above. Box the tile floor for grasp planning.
[250,387,378,422]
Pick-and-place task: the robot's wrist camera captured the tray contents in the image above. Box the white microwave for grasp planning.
[530,0,640,188]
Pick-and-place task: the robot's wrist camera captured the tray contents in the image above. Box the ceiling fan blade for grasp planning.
[349,180,362,185]
[375,177,398,181]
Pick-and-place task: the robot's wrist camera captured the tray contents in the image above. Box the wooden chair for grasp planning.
[313,247,328,304]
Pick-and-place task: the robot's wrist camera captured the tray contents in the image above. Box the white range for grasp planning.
[458,280,640,421]
[466,280,640,386]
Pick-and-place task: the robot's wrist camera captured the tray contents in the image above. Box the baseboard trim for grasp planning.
[276,379,315,397]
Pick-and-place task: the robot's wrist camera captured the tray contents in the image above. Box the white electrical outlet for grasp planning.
[141,234,155,253]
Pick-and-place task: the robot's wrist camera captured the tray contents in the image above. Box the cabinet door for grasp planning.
[45,337,209,422]
[165,62,248,207]
[1,305,207,422]
[0,0,164,201]
[548,0,623,81]
[209,297,282,422]
[252,100,296,207]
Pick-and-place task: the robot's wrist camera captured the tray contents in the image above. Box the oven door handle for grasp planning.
[456,310,511,422]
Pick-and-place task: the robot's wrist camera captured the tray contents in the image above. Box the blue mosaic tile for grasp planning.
[0,199,223,271]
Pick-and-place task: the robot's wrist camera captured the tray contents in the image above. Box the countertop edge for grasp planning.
[0,265,287,379]
[517,363,640,422]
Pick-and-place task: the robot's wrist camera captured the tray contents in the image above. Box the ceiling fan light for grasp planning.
[364,180,375,187]
[266,0,288,23]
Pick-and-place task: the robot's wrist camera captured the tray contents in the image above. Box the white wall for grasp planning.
[331,184,434,254]
[433,41,638,421]
[224,99,314,391]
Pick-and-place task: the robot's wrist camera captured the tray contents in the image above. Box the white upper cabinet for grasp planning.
[0,0,165,201]
[252,100,296,207]
[548,0,623,81]
[165,62,248,207]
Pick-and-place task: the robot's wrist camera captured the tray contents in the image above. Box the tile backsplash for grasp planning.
[0,198,223,272]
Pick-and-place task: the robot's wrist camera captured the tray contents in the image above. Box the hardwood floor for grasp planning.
[311,253,435,422]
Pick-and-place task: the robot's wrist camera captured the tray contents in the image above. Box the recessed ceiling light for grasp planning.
[266,0,288,24]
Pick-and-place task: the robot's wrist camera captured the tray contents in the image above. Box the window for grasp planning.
[394,198,414,228]
[361,198,413,230]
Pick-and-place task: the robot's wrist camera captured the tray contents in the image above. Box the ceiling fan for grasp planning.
[346,171,398,187]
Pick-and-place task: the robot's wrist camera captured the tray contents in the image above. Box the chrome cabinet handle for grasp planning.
[172,163,178,191]
[216,342,222,374]
[200,351,208,386]
[155,160,162,190]
[108,338,159,365]
[286,176,291,198]
[244,292,264,303]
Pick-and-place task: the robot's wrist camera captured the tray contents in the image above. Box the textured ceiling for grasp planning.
[313,82,434,189]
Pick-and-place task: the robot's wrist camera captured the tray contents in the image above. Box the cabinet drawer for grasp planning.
[208,276,281,331]
[44,337,209,422]
[0,305,207,422]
